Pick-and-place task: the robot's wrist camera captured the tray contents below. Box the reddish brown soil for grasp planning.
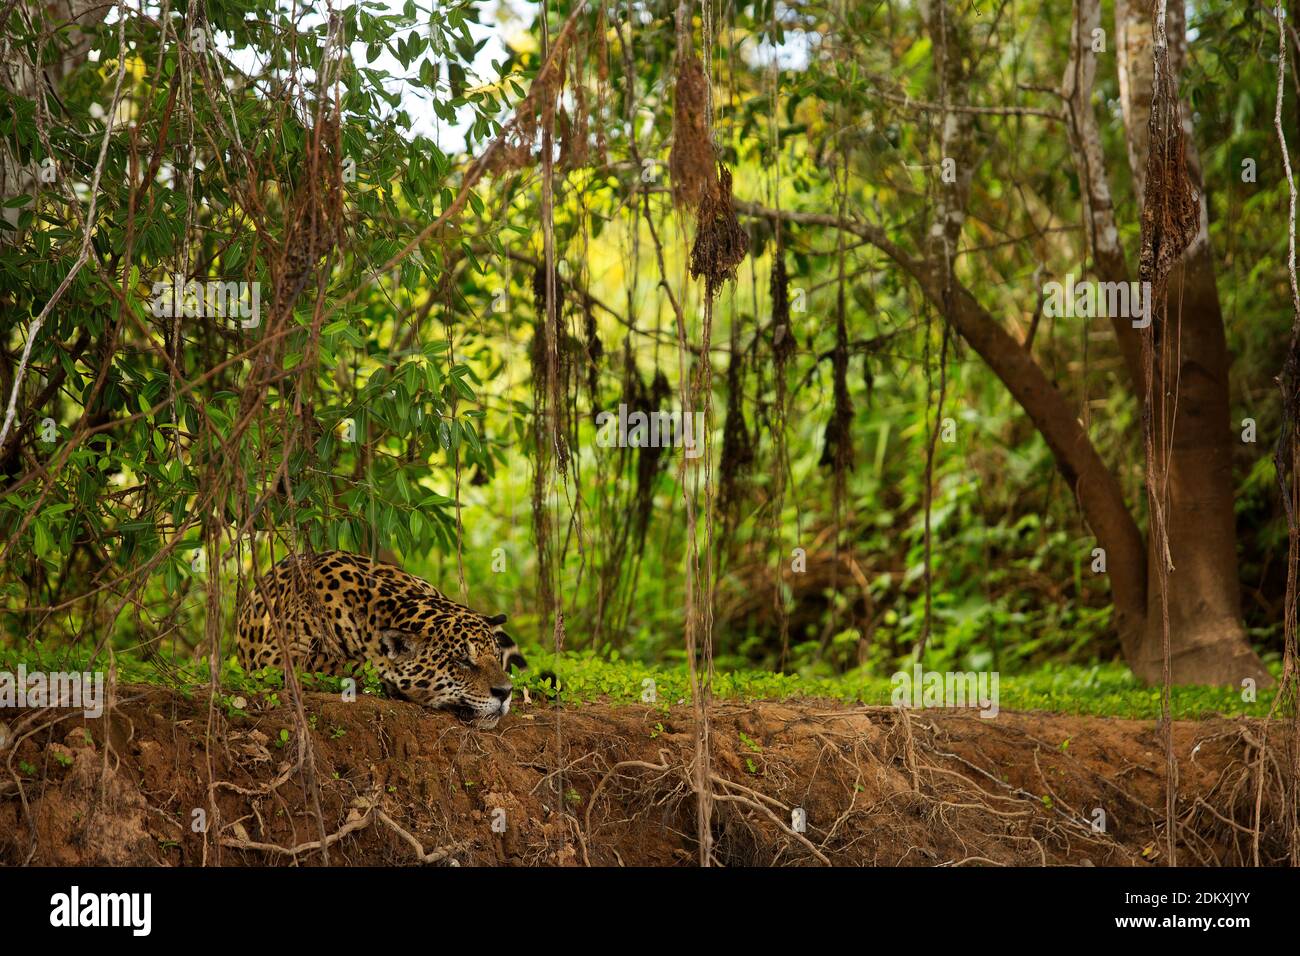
[0,686,1290,866]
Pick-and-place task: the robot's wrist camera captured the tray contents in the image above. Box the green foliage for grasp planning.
[0,641,384,709]
[1,0,524,634]
[0,0,1292,697]
[512,646,1277,720]
[6,641,1272,721]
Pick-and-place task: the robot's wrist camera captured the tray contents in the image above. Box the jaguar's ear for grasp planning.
[379,630,417,660]
[485,613,508,627]
[496,630,527,671]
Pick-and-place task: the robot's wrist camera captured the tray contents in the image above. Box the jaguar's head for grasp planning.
[377,610,526,729]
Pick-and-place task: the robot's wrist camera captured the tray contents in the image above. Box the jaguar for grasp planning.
[236,550,525,728]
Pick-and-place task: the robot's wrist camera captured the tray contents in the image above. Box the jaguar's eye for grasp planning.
[458,656,474,670]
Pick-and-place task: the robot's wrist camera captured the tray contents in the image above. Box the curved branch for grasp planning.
[735,199,1149,656]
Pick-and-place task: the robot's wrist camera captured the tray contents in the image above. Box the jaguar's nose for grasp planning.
[490,684,512,702]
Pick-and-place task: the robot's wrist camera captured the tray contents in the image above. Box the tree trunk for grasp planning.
[1117,0,1271,685]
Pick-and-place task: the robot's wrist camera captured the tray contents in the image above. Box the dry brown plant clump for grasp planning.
[690,165,749,293]
[669,54,716,210]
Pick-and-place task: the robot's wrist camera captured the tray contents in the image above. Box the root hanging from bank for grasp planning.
[4,689,1295,867]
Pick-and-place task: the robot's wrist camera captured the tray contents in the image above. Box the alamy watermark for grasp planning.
[891,663,999,719]
[594,403,706,459]
[49,886,151,936]
[1041,273,1151,329]
[0,665,105,718]
[150,274,261,328]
